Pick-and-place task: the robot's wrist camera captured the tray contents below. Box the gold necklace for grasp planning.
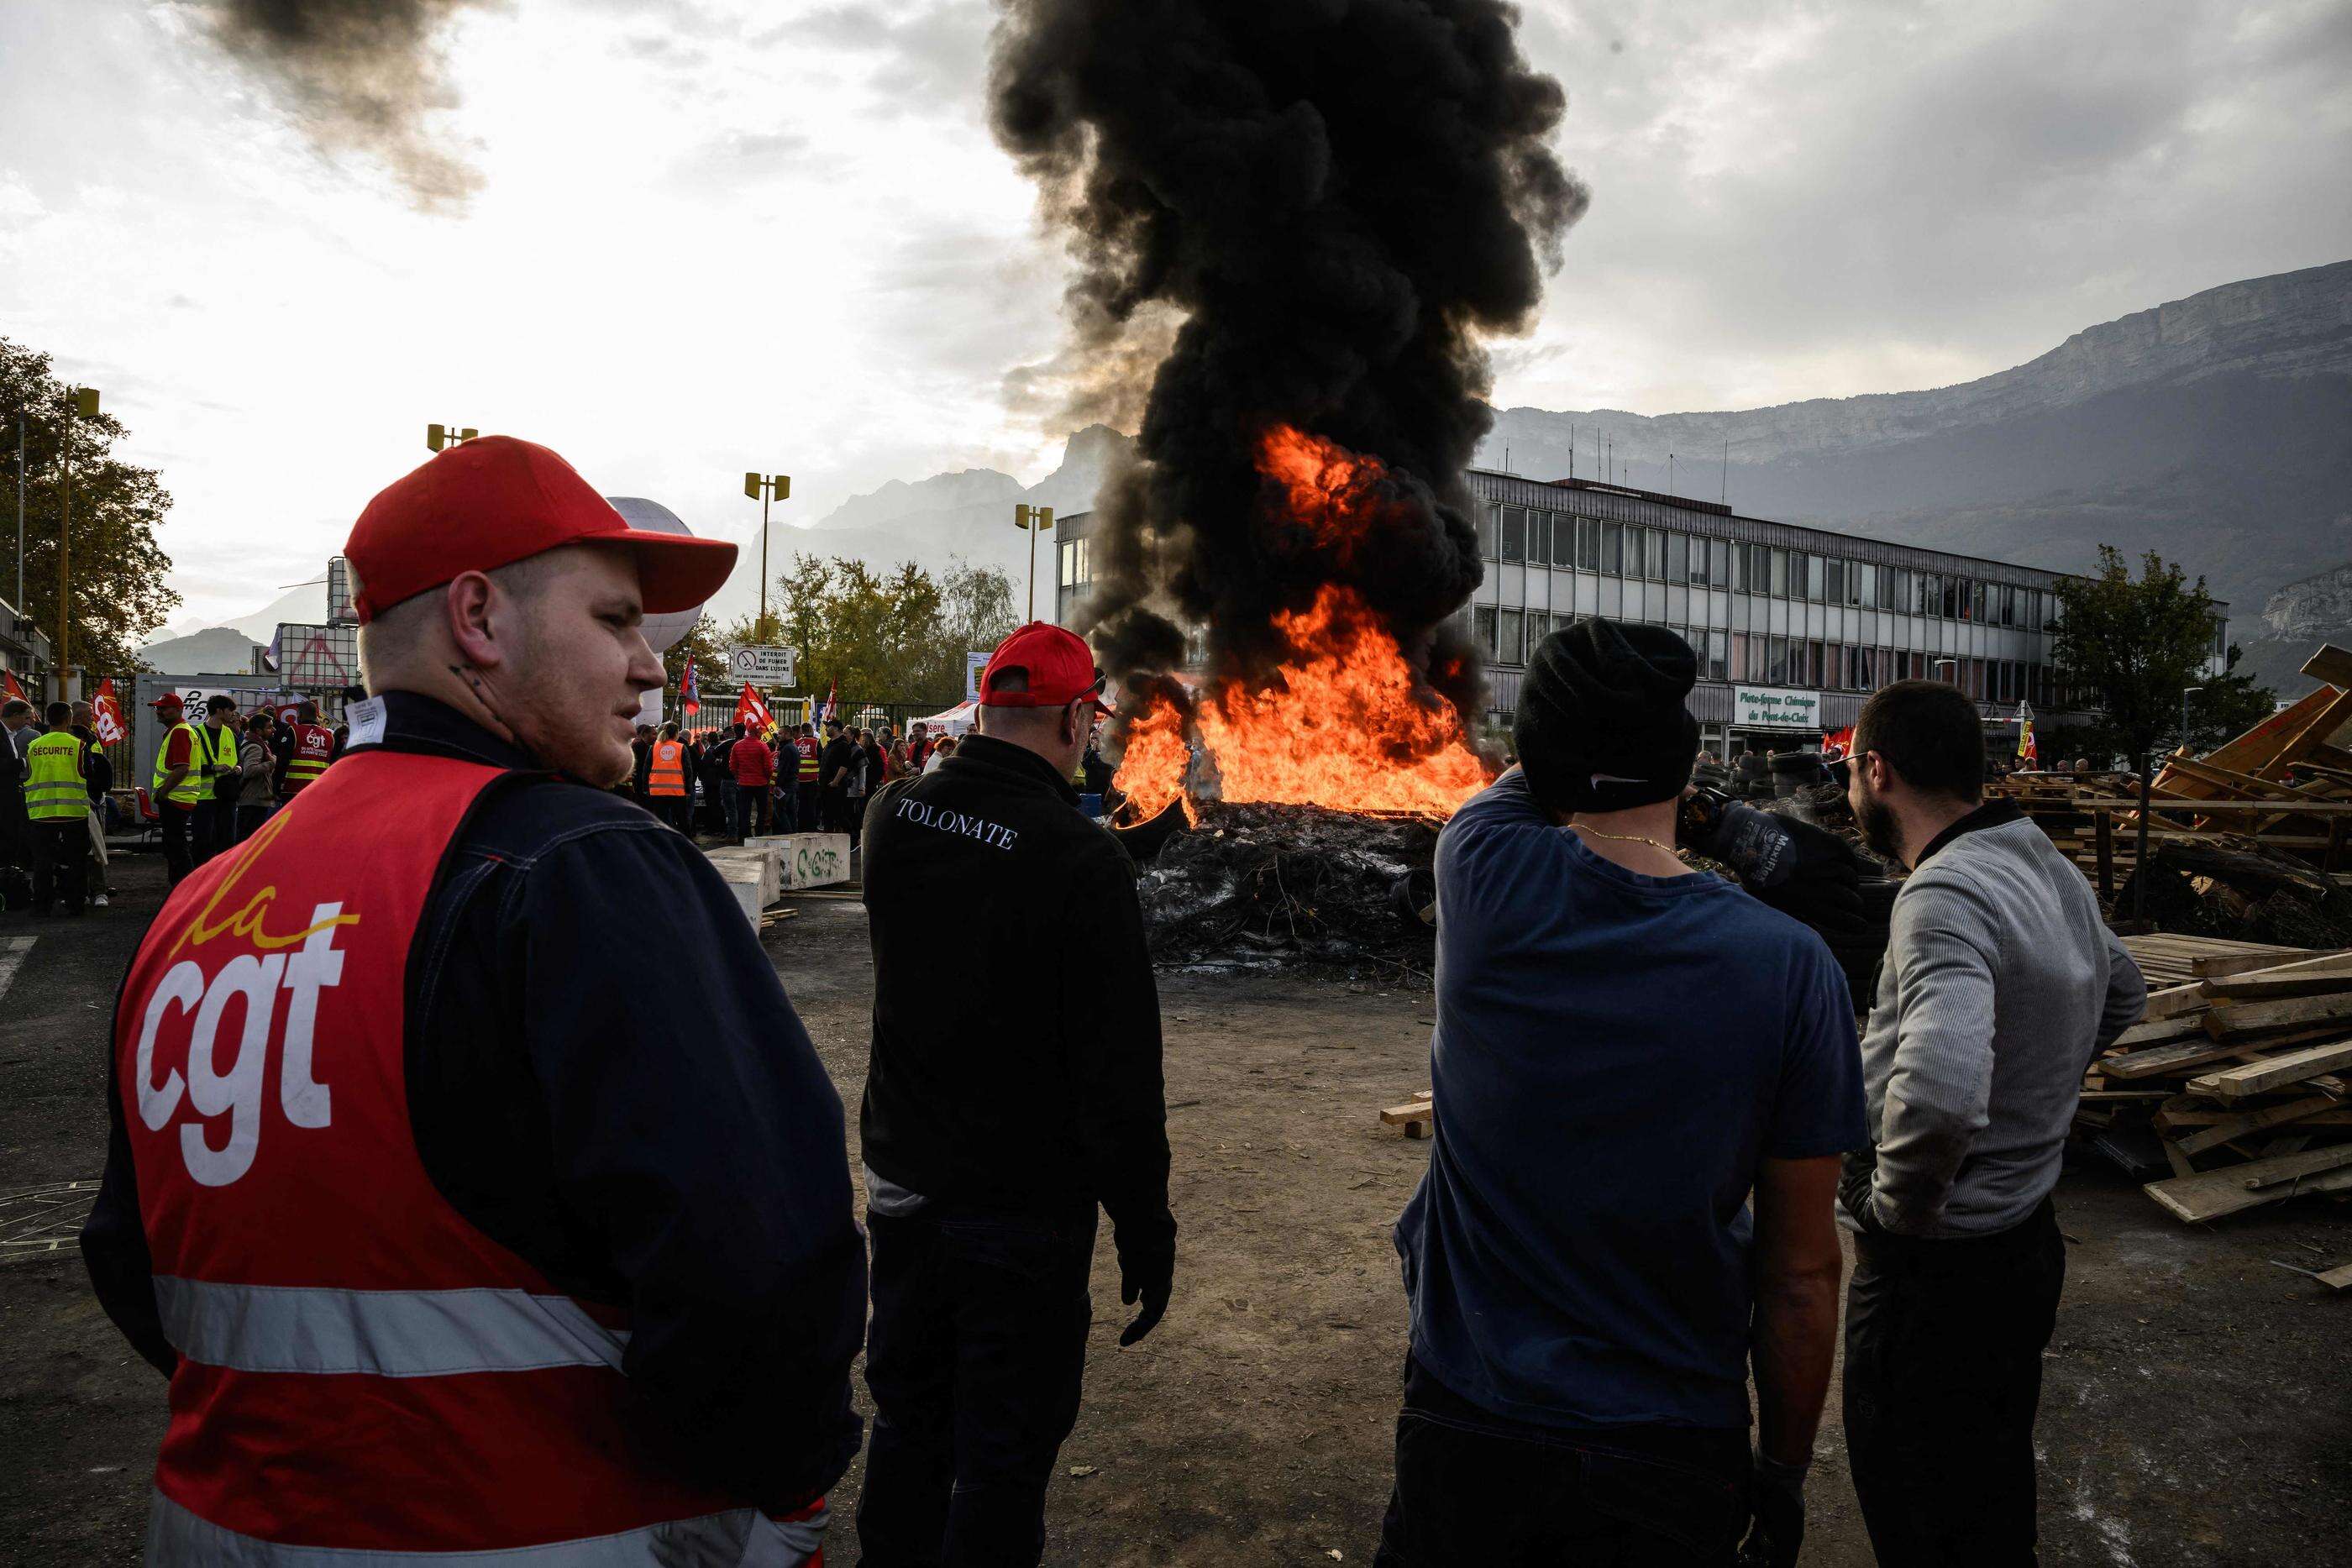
[1570,822,1685,859]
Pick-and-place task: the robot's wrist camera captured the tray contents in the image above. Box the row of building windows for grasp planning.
[1058,536,1093,588]
[1479,506,2054,630]
[1471,606,2061,708]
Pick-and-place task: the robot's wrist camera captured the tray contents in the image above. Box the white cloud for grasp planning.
[0,0,2344,632]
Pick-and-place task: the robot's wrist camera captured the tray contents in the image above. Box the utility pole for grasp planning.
[744,472,790,634]
[1014,503,1055,622]
[13,414,24,610]
[56,386,97,701]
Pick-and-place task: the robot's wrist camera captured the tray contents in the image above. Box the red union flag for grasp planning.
[2,670,24,703]
[93,678,129,744]
[735,682,772,734]
[680,659,701,717]
[1820,726,1855,763]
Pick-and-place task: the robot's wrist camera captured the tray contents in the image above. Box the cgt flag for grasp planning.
[2,670,24,703]
[1821,726,1855,763]
[2016,700,2038,766]
[735,682,772,735]
[680,659,701,717]
[818,679,837,726]
[92,678,128,744]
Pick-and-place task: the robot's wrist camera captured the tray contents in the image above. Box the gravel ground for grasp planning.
[3,847,2349,1565]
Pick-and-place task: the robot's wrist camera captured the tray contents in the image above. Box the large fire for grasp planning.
[1112,427,1492,821]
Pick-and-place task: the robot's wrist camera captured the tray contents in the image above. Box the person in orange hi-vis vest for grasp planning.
[80,435,864,1566]
[648,719,691,835]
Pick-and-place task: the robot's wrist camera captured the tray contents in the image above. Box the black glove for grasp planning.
[1679,791,1865,933]
[1737,1452,1808,1568]
[1114,1224,1175,1347]
[1838,1148,1887,1235]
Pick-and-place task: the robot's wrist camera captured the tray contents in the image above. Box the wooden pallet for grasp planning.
[2081,941,2352,1221]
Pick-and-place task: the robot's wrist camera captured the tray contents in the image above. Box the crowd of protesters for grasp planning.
[627,713,965,847]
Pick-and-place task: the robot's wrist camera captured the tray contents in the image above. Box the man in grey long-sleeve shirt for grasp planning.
[1839,680,2145,1567]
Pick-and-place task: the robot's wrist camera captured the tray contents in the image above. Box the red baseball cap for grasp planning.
[978,622,1112,712]
[150,692,185,710]
[343,435,737,622]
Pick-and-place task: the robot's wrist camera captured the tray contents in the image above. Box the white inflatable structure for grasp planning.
[606,496,715,726]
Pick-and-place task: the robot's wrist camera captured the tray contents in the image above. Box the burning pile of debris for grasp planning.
[1135,803,1441,973]
[989,0,1577,967]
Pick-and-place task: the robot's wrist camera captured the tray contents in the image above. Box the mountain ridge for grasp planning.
[165,263,2351,669]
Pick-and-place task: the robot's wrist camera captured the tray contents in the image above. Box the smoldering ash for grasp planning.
[990,0,1586,818]
[198,0,490,208]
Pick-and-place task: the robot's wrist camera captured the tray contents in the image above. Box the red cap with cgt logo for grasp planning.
[343,436,737,622]
[978,622,1112,712]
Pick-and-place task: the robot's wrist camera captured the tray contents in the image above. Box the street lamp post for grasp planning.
[13,412,24,611]
[744,473,790,633]
[56,386,98,701]
[1014,503,1054,622]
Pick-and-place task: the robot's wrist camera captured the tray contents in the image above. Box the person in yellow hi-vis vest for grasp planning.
[23,701,92,915]
[190,694,242,867]
[148,692,203,886]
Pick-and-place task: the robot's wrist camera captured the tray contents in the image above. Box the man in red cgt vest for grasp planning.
[80,435,867,1565]
[276,697,337,800]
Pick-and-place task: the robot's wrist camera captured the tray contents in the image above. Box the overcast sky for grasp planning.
[3,0,2347,632]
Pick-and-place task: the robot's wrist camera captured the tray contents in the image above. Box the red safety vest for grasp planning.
[794,735,820,781]
[114,749,826,1564]
[280,721,335,796]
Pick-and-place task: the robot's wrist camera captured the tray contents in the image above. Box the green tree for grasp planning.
[730,554,1022,715]
[2052,545,2260,912]
[1,338,182,678]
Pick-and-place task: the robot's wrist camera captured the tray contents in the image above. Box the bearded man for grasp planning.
[1840,678,2145,1566]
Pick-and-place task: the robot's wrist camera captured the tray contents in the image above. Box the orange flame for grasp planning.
[1116,690,1195,824]
[1111,426,1492,821]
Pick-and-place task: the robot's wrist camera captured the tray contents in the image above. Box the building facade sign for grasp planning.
[1733,685,1821,730]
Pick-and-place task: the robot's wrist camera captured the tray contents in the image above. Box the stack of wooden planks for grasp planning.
[2081,935,2352,1222]
[1992,644,2352,899]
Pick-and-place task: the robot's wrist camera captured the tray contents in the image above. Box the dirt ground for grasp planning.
[4,847,2350,1566]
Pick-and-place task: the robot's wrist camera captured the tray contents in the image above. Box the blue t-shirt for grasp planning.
[1395,769,1866,1430]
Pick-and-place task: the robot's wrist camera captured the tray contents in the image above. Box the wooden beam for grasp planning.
[2103,1038,2256,1080]
[2095,810,2114,901]
[2143,1144,2352,1223]
[2299,643,2352,689]
[2204,993,2352,1040]
[2159,688,2335,798]
[2271,684,2352,777]
[2187,1038,2352,1099]
[2174,1095,2346,1156]
[2200,954,2352,1000]
[2143,983,2210,1020]
[2164,754,2342,805]
[2112,1015,2210,1051]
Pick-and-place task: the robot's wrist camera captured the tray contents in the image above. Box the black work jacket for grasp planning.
[858,734,1173,1255]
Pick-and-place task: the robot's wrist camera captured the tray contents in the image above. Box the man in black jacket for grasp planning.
[855,622,1174,1567]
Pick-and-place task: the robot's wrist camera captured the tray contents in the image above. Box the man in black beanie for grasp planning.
[1379,619,1866,1568]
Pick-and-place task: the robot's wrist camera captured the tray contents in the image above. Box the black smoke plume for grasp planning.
[197,0,491,208]
[990,0,1584,726]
